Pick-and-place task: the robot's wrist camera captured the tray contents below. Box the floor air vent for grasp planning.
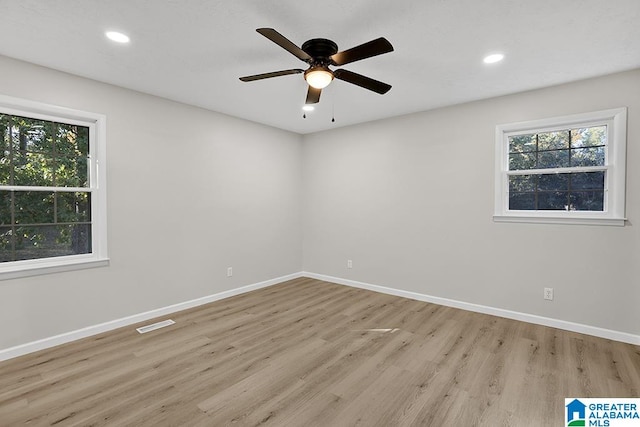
[136,319,176,334]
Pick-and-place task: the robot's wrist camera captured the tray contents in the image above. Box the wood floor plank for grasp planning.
[1,277,638,426]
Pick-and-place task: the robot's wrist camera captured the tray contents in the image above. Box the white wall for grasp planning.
[2,53,638,353]
[302,69,640,337]
[0,55,303,350]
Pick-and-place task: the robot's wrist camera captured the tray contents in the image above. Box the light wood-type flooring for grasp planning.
[1,277,639,426]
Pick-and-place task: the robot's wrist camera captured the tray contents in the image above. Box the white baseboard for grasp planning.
[0,272,304,362]
[303,272,640,346]
[3,270,637,362]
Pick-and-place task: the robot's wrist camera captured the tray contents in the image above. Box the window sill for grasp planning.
[493,214,625,226]
[0,257,110,281]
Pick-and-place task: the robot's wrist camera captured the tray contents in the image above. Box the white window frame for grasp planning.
[0,94,108,280]
[494,108,627,226]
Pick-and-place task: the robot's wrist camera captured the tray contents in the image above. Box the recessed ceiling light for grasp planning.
[105,31,130,44]
[302,105,315,112]
[483,53,504,64]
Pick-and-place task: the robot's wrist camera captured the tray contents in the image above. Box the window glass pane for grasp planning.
[509,192,535,210]
[571,126,606,148]
[538,131,569,151]
[0,115,8,151]
[509,134,536,153]
[538,149,570,169]
[10,116,51,153]
[55,154,89,187]
[538,173,569,191]
[537,192,569,210]
[57,123,76,154]
[0,149,9,185]
[11,224,91,261]
[571,172,605,190]
[509,175,536,192]
[0,227,12,262]
[509,152,536,170]
[77,126,89,156]
[57,192,91,223]
[12,151,55,186]
[1,113,9,184]
[0,191,11,225]
[58,123,89,157]
[25,122,49,152]
[77,156,88,186]
[571,147,605,167]
[569,191,604,211]
[13,191,55,224]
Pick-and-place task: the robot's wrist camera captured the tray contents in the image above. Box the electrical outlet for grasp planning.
[347,259,353,269]
[544,287,553,300]
[227,267,233,277]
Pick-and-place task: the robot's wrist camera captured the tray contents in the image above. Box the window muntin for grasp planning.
[494,108,627,226]
[0,95,107,279]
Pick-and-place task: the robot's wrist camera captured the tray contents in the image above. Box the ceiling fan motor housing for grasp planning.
[302,38,338,65]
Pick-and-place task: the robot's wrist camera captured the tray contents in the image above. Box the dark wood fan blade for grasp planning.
[256,28,312,62]
[305,86,322,104]
[333,69,391,94]
[239,69,304,82]
[330,37,393,66]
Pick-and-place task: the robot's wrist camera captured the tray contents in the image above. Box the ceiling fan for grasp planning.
[240,28,394,105]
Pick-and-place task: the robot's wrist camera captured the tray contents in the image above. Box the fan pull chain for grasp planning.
[331,86,336,123]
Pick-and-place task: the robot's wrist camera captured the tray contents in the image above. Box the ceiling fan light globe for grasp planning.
[305,68,334,89]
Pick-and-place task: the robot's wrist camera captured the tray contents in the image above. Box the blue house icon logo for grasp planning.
[566,399,586,426]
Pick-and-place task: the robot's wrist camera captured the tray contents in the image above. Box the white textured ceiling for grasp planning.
[1,0,639,134]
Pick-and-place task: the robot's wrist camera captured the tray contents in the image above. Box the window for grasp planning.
[494,108,627,226]
[0,95,108,279]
